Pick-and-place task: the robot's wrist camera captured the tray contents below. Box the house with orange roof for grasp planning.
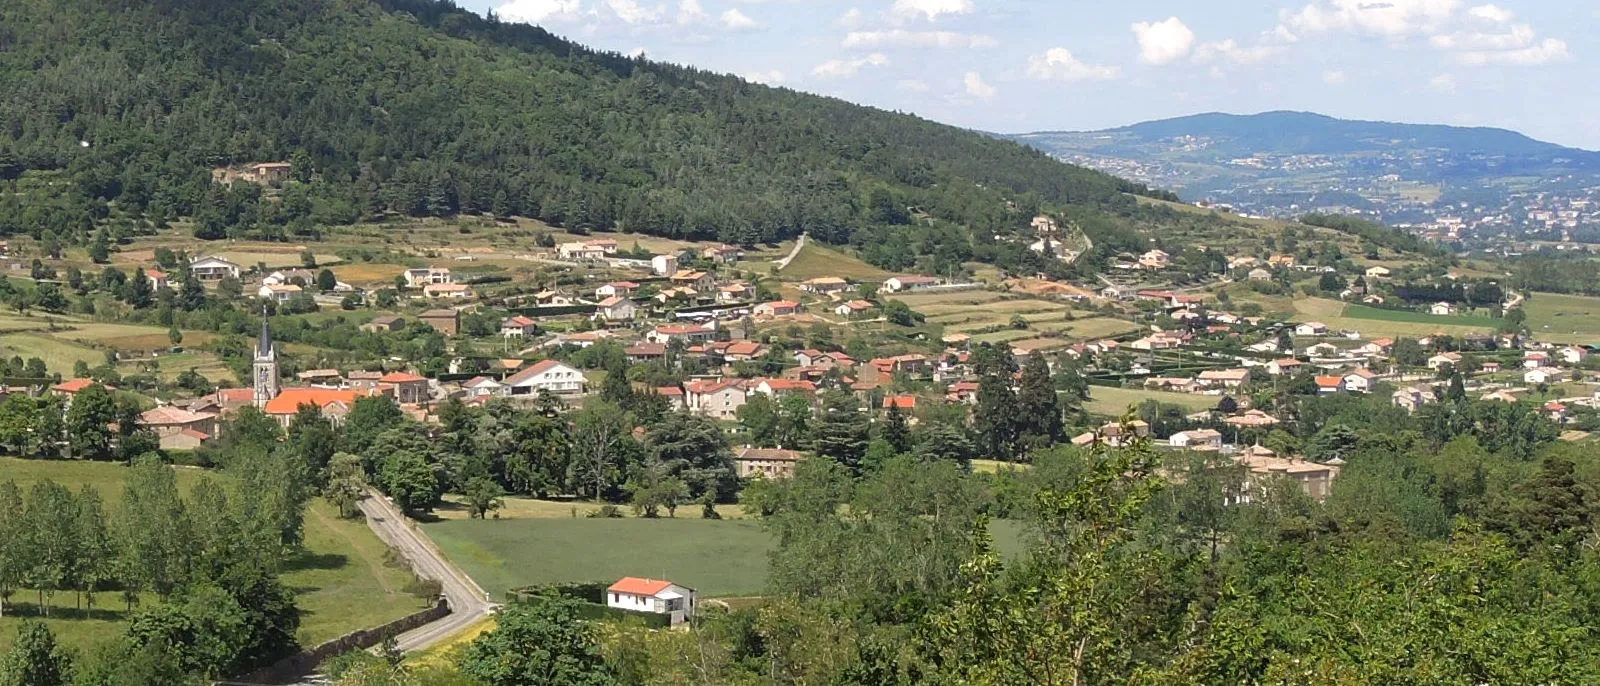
[1314,375,1346,395]
[594,296,638,322]
[798,276,852,295]
[145,268,170,291]
[753,300,801,317]
[722,340,765,362]
[595,281,639,299]
[501,316,538,338]
[685,379,748,419]
[379,372,430,404]
[652,386,685,411]
[138,406,219,450]
[882,395,917,411]
[606,577,696,624]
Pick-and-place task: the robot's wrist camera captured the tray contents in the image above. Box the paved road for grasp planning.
[356,489,495,652]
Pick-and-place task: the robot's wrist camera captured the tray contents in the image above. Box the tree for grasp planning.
[462,477,505,519]
[176,272,206,312]
[379,450,440,515]
[459,597,618,686]
[569,400,633,501]
[88,229,110,264]
[287,406,337,486]
[64,384,116,460]
[325,452,367,519]
[878,403,910,453]
[0,481,21,617]
[1307,423,1361,463]
[167,325,182,347]
[315,269,337,292]
[973,346,1019,460]
[883,300,917,327]
[0,622,73,686]
[1015,352,1064,449]
[341,396,404,456]
[0,395,39,455]
[813,391,868,473]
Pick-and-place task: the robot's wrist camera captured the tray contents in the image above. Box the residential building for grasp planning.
[669,270,716,292]
[379,372,429,404]
[624,343,667,362]
[1169,429,1223,450]
[754,300,800,317]
[1524,351,1551,369]
[594,296,638,321]
[1237,452,1340,501]
[753,378,815,397]
[1100,284,1136,300]
[1427,352,1463,370]
[257,284,302,302]
[1197,368,1251,389]
[734,447,804,479]
[504,359,587,395]
[716,283,753,303]
[652,386,685,411]
[1525,368,1565,384]
[704,245,744,263]
[145,269,170,291]
[1293,322,1328,336]
[263,388,367,427]
[1559,346,1590,365]
[501,316,538,338]
[189,256,240,280]
[138,406,219,451]
[651,254,679,276]
[1266,358,1305,376]
[557,242,608,261]
[1225,410,1281,428]
[606,577,696,626]
[423,283,472,299]
[263,269,314,287]
[685,379,747,419]
[404,267,454,288]
[1430,302,1455,316]
[362,315,405,333]
[1364,266,1392,279]
[722,341,766,362]
[1342,368,1380,393]
[835,300,874,317]
[462,376,506,398]
[882,275,939,293]
[417,309,460,336]
[647,323,717,345]
[1138,249,1170,270]
[798,277,852,295]
[596,282,638,299]
[1314,375,1346,395]
[1392,386,1437,413]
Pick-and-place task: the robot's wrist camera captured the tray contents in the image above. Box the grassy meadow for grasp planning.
[1523,292,1600,344]
[1291,297,1495,338]
[0,458,423,653]
[1085,386,1219,417]
[775,243,894,282]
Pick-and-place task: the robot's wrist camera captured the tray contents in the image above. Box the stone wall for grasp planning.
[226,598,451,685]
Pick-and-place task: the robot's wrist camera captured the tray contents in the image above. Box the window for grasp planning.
[611,593,618,603]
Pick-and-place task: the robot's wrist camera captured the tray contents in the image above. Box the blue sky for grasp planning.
[462,0,1599,149]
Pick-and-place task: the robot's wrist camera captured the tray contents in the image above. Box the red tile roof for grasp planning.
[51,378,98,394]
[379,372,426,383]
[608,577,675,596]
[263,388,366,415]
[883,395,917,409]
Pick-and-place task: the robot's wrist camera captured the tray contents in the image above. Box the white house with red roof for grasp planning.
[145,269,170,291]
[596,281,639,299]
[606,577,696,625]
[501,316,538,338]
[504,360,586,395]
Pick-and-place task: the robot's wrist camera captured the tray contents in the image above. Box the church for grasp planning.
[251,318,372,427]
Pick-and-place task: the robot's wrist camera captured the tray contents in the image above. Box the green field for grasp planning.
[1291,298,1494,338]
[1340,303,1499,327]
[424,519,774,599]
[0,458,422,653]
[0,333,104,372]
[1523,292,1600,344]
[424,517,1035,602]
[1085,386,1218,417]
[776,243,894,282]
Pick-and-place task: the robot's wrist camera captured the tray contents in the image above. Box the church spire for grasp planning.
[253,308,280,407]
[258,308,274,359]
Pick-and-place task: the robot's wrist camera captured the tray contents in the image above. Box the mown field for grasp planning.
[1523,292,1600,344]
[892,290,1135,343]
[1085,386,1218,417]
[0,312,228,385]
[1291,298,1494,338]
[0,458,423,653]
[774,243,893,282]
[424,517,1034,601]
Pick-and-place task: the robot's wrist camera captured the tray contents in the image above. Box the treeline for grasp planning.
[1506,254,1600,295]
[1301,212,1451,258]
[0,0,1169,261]
[0,455,306,683]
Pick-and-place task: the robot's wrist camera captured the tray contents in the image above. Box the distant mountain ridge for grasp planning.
[1016,111,1593,159]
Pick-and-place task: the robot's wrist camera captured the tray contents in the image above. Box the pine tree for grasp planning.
[879,403,910,453]
[973,345,1019,460]
[1015,352,1064,447]
[814,391,869,473]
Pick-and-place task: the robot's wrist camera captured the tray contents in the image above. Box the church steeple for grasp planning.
[253,310,280,407]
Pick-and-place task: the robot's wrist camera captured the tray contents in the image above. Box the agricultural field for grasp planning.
[1291,298,1495,338]
[0,458,423,653]
[1084,386,1219,417]
[433,494,748,521]
[1522,293,1600,344]
[424,518,773,599]
[774,243,894,282]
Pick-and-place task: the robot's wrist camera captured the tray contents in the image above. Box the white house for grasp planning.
[1430,302,1455,316]
[651,254,678,276]
[1559,346,1590,365]
[1266,358,1305,376]
[882,275,939,293]
[1364,266,1392,279]
[404,267,454,288]
[462,376,506,398]
[504,359,586,395]
[594,296,638,321]
[1197,368,1251,389]
[423,283,472,299]
[1428,352,1463,370]
[145,269,171,291]
[1139,249,1170,270]
[500,316,538,338]
[557,242,607,261]
[596,281,638,299]
[1525,368,1565,385]
[257,284,302,302]
[189,256,240,280]
[835,300,874,317]
[1294,322,1328,336]
[1343,368,1380,393]
[1169,429,1223,450]
[1248,268,1273,281]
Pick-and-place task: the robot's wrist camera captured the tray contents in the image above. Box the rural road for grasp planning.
[773,233,808,271]
[356,490,495,652]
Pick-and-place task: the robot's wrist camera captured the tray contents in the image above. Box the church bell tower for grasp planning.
[253,314,280,407]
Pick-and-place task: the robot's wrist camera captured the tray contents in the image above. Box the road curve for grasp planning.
[356,489,495,652]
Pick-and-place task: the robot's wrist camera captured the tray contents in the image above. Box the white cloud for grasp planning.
[1322,69,1348,84]
[1192,39,1281,64]
[810,53,889,79]
[891,0,973,22]
[1281,0,1460,37]
[720,8,762,30]
[1131,17,1196,65]
[1025,48,1119,81]
[676,0,707,24]
[842,30,996,49]
[1456,37,1571,65]
[835,7,863,29]
[1429,23,1534,50]
[963,71,996,99]
[1467,4,1513,23]
[896,79,930,92]
[743,70,785,84]
[607,0,663,25]
[626,46,647,58]
[496,0,582,23]
[1429,72,1458,92]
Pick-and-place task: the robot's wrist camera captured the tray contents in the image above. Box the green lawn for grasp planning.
[0,333,104,373]
[777,243,894,282]
[1291,297,1493,338]
[1340,303,1500,327]
[0,458,421,653]
[1085,386,1218,417]
[1523,292,1600,344]
[424,517,1034,602]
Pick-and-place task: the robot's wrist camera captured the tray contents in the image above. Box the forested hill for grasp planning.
[0,0,1172,255]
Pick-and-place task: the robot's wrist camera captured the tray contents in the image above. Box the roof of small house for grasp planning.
[263,388,367,415]
[608,577,680,596]
[735,447,804,462]
[379,372,426,383]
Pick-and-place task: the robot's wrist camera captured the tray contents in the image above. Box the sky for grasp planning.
[461,0,1600,149]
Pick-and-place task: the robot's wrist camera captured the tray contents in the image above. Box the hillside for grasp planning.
[1008,111,1600,229]
[0,0,1180,275]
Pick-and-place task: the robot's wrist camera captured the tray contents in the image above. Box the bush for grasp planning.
[585,504,624,518]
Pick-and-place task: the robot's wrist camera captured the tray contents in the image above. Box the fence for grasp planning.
[224,598,450,685]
